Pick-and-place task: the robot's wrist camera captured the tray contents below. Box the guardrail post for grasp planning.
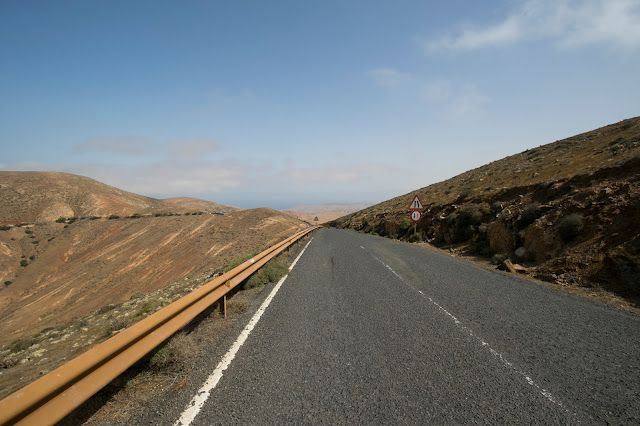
[219,295,227,319]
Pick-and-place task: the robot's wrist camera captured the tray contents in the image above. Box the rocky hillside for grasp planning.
[333,117,640,305]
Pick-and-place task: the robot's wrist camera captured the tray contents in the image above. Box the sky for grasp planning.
[1,0,639,209]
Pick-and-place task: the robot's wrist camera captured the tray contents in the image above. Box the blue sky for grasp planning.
[1,0,639,209]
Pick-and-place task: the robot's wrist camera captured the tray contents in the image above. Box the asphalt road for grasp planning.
[173,228,640,424]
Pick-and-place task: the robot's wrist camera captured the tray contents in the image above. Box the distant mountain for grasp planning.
[282,202,374,224]
[163,197,241,213]
[285,202,373,215]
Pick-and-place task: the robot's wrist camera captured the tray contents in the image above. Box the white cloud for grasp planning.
[425,0,640,53]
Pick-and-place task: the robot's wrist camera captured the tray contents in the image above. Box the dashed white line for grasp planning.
[364,248,570,414]
[174,237,314,426]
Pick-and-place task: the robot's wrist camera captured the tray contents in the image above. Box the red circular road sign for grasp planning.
[410,210,422,223]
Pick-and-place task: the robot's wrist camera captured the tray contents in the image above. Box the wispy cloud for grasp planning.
[75,136,153,155]
[366,68,415,89]
[425,0,640,53]
[367,68,490,115]
[285,163,395,183]
[167,139,221,158]
[72,160,242,196]
[75,137,221,158]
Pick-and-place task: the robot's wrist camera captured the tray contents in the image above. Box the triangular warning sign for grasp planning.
[409,195,423,210]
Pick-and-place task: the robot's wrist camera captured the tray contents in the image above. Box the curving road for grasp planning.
[170,228,639,424]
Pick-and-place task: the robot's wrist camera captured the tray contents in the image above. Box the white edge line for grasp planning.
[174,237,314,426]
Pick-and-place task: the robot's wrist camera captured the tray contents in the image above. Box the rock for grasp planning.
[515,246,526,258]
[513,263,527,274]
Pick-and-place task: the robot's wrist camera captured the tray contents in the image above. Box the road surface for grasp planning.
[163,228,639,424]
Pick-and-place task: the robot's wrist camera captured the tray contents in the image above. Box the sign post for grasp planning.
[408,195,423,238]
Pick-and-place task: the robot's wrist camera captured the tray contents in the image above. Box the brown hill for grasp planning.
[0,172,240,225]
[0,172,166,223]
[334,117,640,307]
[0,208,304,346]
[163,197,241,213]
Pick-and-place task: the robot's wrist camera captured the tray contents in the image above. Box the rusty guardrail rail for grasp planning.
[0,226,318,425]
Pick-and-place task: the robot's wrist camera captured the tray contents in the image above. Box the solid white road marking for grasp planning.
[174,237,314,426]
[364,248,571,414]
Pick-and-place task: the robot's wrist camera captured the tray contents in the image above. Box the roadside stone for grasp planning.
[497,260,517,273]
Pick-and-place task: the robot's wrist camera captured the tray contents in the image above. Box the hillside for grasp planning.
[333,117,640,306]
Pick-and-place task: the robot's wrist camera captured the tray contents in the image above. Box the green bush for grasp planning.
[521,202,541,227]
[29,255,35,260]
[108,214,120,220]
[135,298,160,317]
[90,216,101,220]
[491,253,510,265]
[20,260,28,267]
[128,213,142,219]
[399,218,412,232]
[245,259,288,289]
[0,226,10,231]
[225,252,259,272]
[558,213,584,242]
[24,229,33,234]
[4,281,12,286]
[55,217,66,223]
[452,205,482,243]
[8,336,38,353]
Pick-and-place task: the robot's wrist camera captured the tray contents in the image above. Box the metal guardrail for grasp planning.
[0,227,318,425]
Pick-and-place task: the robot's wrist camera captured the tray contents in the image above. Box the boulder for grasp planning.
[487,218,515,254]
[497,259,527,274]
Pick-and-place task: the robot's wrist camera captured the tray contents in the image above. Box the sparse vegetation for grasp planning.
[90,216,101,220]
[4,281,12,286]
[105,317,134,336]
[225,252,259,272]
[20,260,28,267]
[245,257,288,289]
[0,226,10,231]
[521,202,541,227]
[55,217,66,223]
[128,213,142,219]
[558,213,584,242]
[135,298,160,317]
[96,304,117,315]
[108,214,120,220]
[8,336,38,353]
[24,229,33,234]
[29,255,35,260]
[454,188,473,204]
